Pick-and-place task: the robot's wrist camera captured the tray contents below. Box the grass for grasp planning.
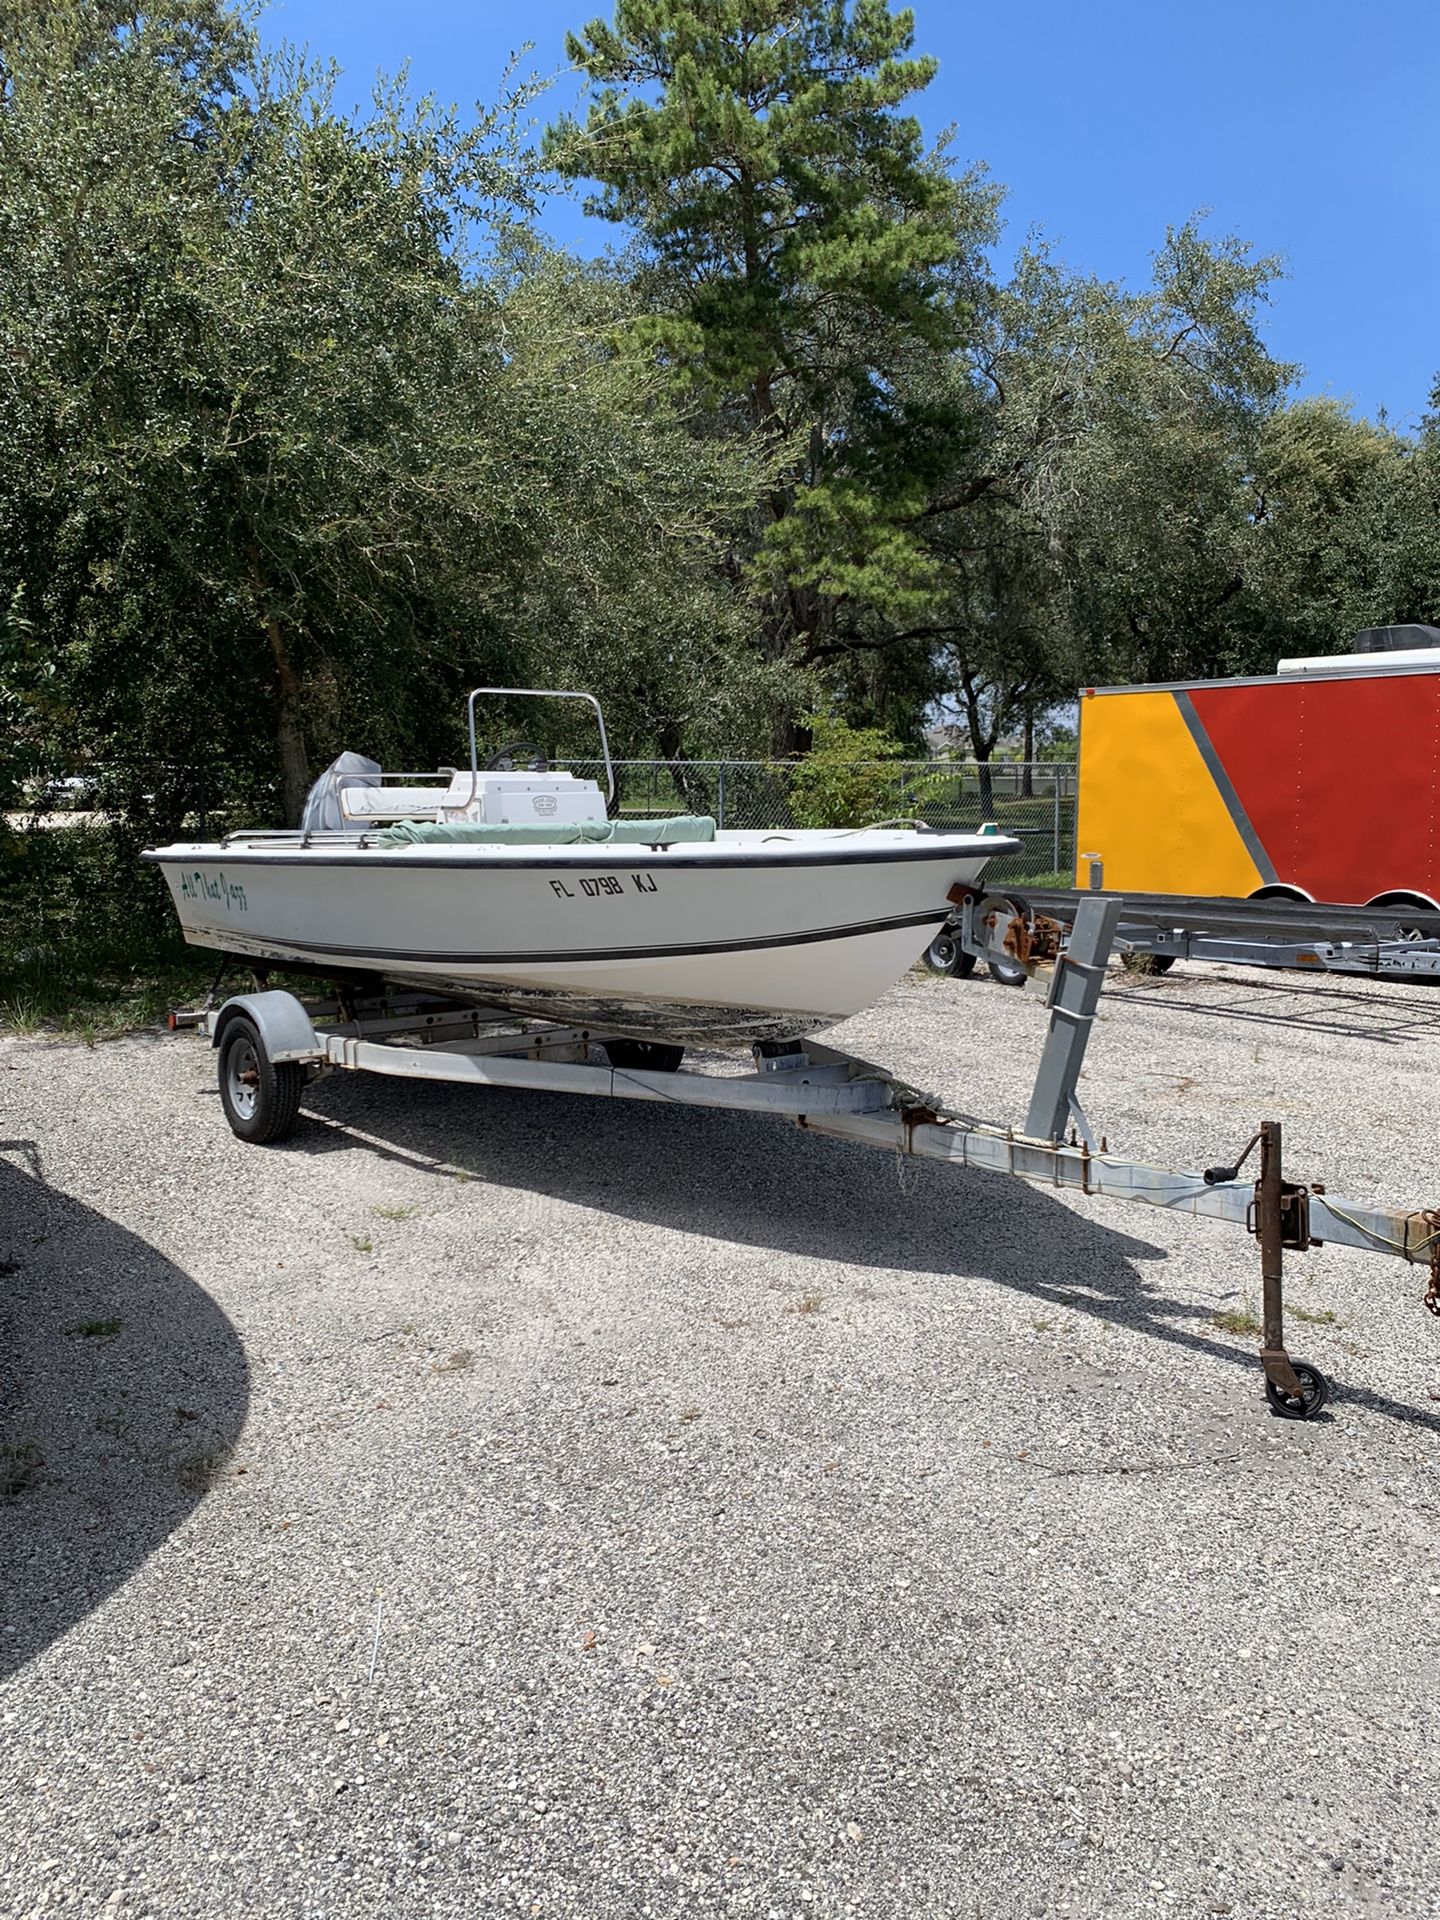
[0,940,219,1043]
[1289,1303,1339,1327]
[997,866,1071,892]
[64,1318,123,1340]
[350,1234,373,1254]
[372,1204,418,1222]
[785,1289,824,1316]
[1212,1307,1262,1336]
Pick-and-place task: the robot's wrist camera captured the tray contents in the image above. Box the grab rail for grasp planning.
[464,688,615,810]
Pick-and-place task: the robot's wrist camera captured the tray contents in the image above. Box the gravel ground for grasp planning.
[2,958,1439,1919]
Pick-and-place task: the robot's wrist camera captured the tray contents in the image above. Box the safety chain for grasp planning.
[1424,1210,1440,1318]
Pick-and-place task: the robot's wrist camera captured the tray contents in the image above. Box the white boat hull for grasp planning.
[143,831,1012,1044]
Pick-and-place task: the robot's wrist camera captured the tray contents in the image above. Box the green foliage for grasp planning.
[1243,398,1412,663]
[552,0,961,398]
[0,0,775,840]
[786,713,907,826]
[0,592,36,825]
[902,222,1303,759]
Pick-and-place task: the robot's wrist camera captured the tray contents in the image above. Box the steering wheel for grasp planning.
[483,740,550,773]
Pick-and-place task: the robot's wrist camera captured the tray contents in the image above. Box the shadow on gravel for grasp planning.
[1108,972,1440,1048]
[0,1143,250,1682]
[289,1073,1440,1435]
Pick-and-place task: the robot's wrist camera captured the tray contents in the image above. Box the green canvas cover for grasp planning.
[378,815,717,848]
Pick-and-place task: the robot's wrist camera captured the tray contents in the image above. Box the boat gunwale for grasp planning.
[140,835,1019,873]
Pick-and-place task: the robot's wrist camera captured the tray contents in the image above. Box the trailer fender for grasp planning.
[210,991,323,1064]
[1366,889,1440,913]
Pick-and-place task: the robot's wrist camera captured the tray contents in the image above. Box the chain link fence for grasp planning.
[565,758,1077,886]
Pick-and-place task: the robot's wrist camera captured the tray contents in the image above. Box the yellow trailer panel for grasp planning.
[1074,689,1265,896]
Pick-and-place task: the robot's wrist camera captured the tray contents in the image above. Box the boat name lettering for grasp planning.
[547,874,661,901]
[178,869,248,913]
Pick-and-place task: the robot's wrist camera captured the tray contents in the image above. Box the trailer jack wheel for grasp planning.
[1263,1358,1329,1421]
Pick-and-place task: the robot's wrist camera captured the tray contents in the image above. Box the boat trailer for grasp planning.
[174,896,1440,1421]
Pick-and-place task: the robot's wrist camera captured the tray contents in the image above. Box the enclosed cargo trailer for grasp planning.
[1074,628,1440,912]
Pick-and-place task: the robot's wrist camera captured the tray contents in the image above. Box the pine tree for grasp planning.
[549,0,994,746]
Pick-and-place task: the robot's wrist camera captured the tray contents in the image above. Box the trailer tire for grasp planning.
[1364,892,1439,943]
[602,1038,685,1073]
[218,1016,305,1144]
[1247,884,1312,904]
[1264,1359,1329,1421]
[924,928,976,977]
[987,957,1028,987]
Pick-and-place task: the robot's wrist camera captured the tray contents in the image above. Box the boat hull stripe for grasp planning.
[189,908,947,969]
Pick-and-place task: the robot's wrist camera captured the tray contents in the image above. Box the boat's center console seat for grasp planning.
[379,816,717,847]
[301,755,716,844]
[339,769,610,828]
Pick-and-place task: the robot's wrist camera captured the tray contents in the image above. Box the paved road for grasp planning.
[3,961,1439,1917]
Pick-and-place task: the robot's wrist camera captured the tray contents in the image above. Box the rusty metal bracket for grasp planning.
[1423,1209,1440,1318]
[1003,911,1065,970]
[1245,1180,1312,1252]
[1260,1347,1304,1397]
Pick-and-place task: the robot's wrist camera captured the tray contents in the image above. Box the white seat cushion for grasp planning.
[339,785,449,821]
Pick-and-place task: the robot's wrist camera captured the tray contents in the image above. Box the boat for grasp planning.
[142,689,1018,1047]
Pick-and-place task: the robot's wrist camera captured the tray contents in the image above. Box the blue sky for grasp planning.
[258,0,1440,429]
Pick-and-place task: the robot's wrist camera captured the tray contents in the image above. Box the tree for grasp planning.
[1244,398,1412,659]
[549,0,996,748]
[476,243,784,764]
[895,223,1297,791]
[0,0,778,835]
[0,2,554,821]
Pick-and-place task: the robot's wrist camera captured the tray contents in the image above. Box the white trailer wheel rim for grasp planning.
[227,1038,260,1120]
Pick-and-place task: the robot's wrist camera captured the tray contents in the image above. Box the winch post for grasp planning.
[1025,895,1124,1145]
[1257,1120,1303,1397]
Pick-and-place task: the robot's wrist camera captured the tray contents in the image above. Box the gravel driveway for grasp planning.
[3,960,1439,1918]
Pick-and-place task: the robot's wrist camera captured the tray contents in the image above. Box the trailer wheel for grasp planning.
[924,928,977,977]
[1264,1359,1329,1421]
[987,957,1028,988]
[1365,893,1439,943]
[602,1038,685,1073]
[218,1016,305,1145]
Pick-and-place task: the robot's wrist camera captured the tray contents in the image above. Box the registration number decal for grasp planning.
[549,873,660,900]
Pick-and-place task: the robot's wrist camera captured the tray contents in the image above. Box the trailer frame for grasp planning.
[174,897,1440,1420]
